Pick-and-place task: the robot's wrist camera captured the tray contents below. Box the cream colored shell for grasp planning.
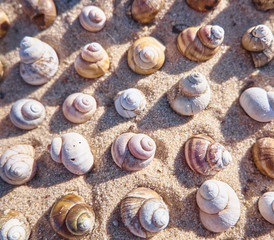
[258,192,274,224]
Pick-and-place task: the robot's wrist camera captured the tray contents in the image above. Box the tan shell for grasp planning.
[186,0,221,12]
[258,192,274,224]
[0,9,9,38]
[253,0,274,11]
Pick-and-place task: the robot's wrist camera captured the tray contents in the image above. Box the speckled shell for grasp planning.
[50,194,95,240]
[9,99,46,130]
[177,25,224,62]
[0,145,36,185]
[0,209,31,240]
[252,137,274,178]
[62,93,97,124]
[114,88,146,118]
[0,9,9,38]
[128,36,165,75]
[196,180,241,232]
[253,0,274,11]
[186,0,221,11]
[258,192,274,224]
[121,187,169,238]
[111,133,156,171]
[19,36,59,85]
[239,87,274,122]
[48,132,94,175]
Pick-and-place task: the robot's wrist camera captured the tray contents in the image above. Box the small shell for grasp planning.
[127,36,165,75]
[258,192,274,224]
[121,187,169,238]
[252,137,274,178]
[0,209,31,240]
[50,193,95,239]
[177,25,224,62]
[253,0,274,11]
[168,72,211,116]
[10,99,46,130]
[196,180,241,232]
[48,132,94,175]
[114,88,146,118]
[186,0,221,12]
[62,93,97,124]
[239,87,274,122]
[0,9,10,38]
[19,36,59,85]
[111,133,156,171]
[74,42,110,79]
[0,145,36,185]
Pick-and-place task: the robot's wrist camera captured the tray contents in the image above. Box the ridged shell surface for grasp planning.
[186,0,221,12]
[258,192,274,224]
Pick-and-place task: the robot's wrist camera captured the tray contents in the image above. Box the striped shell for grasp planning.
[0,9,9,38]
[258,192,274,224]
[186,0,221,12]
[253,0,274,11]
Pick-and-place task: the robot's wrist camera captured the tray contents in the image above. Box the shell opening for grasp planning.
[7,225,26,240]
[200,181,219,200]
[152,208,169,228]
[89,10,104,23]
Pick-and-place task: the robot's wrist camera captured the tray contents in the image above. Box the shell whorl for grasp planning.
[258,192,274,224]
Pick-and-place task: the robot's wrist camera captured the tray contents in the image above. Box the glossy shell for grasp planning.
[186,0,221,12]
[258,192,274,224]
[0,9,10,38]
[253,0,274,11]
[121,187,169,238]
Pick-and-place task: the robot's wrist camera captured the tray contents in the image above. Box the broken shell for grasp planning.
[258,192,274,224]
[0,9,10,38]
[253,0,274,11]
[186,0,221,12]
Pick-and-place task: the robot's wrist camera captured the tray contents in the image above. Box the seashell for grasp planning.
[0,145,36,185]
[114,88,146,118]
[253,0,274,11]
[258,192,274,224]
[168,72,211,116]
[196,180,241,232]
[20,0,57,29]
[252,137,274,178]
[74,42,110,79]
[19,36,59,85]
[0,9,10,38]
[184,134,232,175]
[62,93,97,124]
[121,187,169,238]
[111,133,156,171]
[0,60,3,79]
[131,0,164,23]
[0,209,31,240]
[177,25,225,62]
[186,0,221,12]
[239,87,274,122]
[127,36,165,75]
[79,6,106,32]
[10,99,46,130]
[50,193,95,239]
[48,132,94,175]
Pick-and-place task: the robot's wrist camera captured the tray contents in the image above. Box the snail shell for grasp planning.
[19,36,59,85]
[127,36,165,75]
[48,132,94,175]
[0,209,31,240]
[253,0,274,11]
[252,137,274,178]
[0,9,9,38]
[258,192,274,224]
[186,0,221,12]
[111,133,156,171]
[10,99,46,130]
[62,93,97,124]
[184,135,232,175]
[168,72,211,116]
[177,25,224,62]
[239,87,274,122]
[0,145,36,185]
[196,180,241,232]
[121,187,169,238]
[74,42,110,79]
[50,193,95,239]
[114,88,146,118]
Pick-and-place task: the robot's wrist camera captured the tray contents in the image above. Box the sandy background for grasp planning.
[0,0,273,239]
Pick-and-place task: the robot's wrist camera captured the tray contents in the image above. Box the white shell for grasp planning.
[258,192,274,224]
[19,36,59,85]
[240,87,274,122]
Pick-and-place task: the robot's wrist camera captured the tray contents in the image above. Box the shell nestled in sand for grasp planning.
[258,192,274,224]
[0,9,9,38]
[252,0,274,11]
[186,0,221,12]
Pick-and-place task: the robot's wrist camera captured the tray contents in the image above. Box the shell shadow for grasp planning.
[0,181,15,198]
[55,0,81,15]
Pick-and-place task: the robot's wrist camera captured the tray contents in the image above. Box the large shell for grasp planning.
[0,9,9,38]
[196,180,241,232]
[186,0,221,12]
[127,36,165,75]
[253,0,274,11]
[48,132,94,175]
[0,145,36,185]
[19,36,59,85]
[239,87,274,122]
[177,25,224,62]
[121,187,169,238]
[111,133,156,171]
[258,192,274,224]
[50,193,95,239]
[114,88,146,118]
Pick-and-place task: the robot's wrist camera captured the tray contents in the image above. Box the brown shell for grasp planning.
[251,43,273,67]
[0,60,3,79]
[253,0,274,11]
[0,9,9,38]
[186,0,221,12]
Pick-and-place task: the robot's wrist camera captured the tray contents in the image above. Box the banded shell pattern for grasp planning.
[0,9,9,38]
[258,192,274,224]
[186,0,221,12]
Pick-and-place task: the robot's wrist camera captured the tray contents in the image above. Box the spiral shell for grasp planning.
[177,25,224,62]
[62,93,97,124]
[253,0,274,11]
[19,36,59,85]
[258,192,274,224]
[196,180,241,232]
[48,132,94,175]
[74,42,110,79]
[0,9,9,38]
[111,133,156,171]
[0,209,31,240]
[239,87,274,122]
[127,36,165,75]
[121,187,169,238]
[186,0,221,11]
[50,193,95,239]
[0,145,36,185]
